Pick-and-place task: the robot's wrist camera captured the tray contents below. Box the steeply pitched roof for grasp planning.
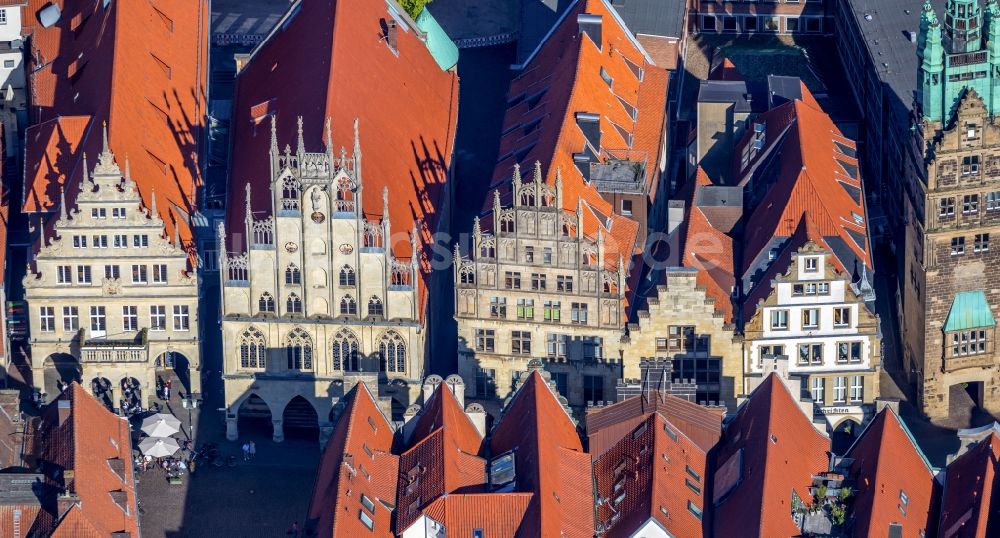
[307,382,398,537]
[608,0,685,40]
[712,374,830,538]
[846,408,938,538]
[682,167,736,323]
[34,384,138,537]
[491,370,594,537]
[227,0,459,292]
[737,83,871,277]
[396,385,486,530]
[23,0,208,250]
[494,0,668,212]
[938,432,1000,538]
[589,392,722,537]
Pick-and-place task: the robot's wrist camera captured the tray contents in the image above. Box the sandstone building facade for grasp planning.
[454,165,632,407]
[905,1,1000,419]
[219,118,422,443]
[24,137,200,406]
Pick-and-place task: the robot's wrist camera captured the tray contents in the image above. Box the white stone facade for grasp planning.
[218,117,423,443]
[24,132,201,406]
[743,244,881,429]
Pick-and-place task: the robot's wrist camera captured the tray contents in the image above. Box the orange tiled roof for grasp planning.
[737,83,870,277]
[307,382,397,537]
[938,432,1000,537]
[23,0,208,251]
[589,392,721,537]
[712,374,830,538]
[396,385,487,530]
[490,370,594,537]
[419,493,533,535]
[33,384,138,537]
[227,0,458,317]
[682,167,736,323]
[846,408,938,538]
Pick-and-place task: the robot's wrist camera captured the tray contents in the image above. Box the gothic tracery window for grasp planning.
[286,293,302,314]
[331,328,360,371]
[258,292,275,313]
[340,294,358,316]
[368,295,384,318]
[339,265,356,286]
[285,263,301,285]
[285,327,313,370]
[379,331,406,373]
[240,326,266,369]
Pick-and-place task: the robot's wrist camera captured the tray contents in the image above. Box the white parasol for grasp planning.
[140,413,182,437]
[138,436,181,458]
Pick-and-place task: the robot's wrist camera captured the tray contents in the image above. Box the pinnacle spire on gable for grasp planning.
[59,186,67,221]
[270,114,278,153]
[296,116,305,156]
[94,121,121,176]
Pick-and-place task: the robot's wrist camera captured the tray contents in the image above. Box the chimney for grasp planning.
[57,399,71,426]
[401,404,421,445]
[422,375,444,405]
[444,374,465,408]
[577,14,603,50]
[387,20,398,52]
[465,403,487,439]
[56,492,79,520]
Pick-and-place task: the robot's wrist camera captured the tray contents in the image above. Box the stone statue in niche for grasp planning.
[311,188,322,212]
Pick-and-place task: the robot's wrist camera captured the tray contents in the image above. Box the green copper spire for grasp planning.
[919,0,1000,123]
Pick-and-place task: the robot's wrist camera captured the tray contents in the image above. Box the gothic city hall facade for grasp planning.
[218,119,422,443]
[905,0,1000,418]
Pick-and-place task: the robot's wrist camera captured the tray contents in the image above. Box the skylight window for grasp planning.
[600,67,614,89]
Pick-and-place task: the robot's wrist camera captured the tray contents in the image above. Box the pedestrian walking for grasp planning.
[164,380,171,401]
[242,442,250,461]
[248,441,256,460]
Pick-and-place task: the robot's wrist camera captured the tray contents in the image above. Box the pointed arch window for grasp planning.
[285,263,301,285]
[281,175,300,211]
[379,331,406,373]
[286,293,302,314]
[368,295,384,318]
[285,327,313,370]
[240,326,266,369]
[340,294,358,316]
[339,265,356,286]
[258,292,275,313]
[331,328,360,371]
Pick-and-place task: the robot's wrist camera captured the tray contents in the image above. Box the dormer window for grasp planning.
[804,257,819,272]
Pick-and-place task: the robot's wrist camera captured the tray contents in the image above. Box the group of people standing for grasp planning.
[241,441,257,461]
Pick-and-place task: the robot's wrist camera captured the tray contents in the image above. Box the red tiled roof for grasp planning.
[419,493,533,535]
[846,408,938,538]
[938,432,1000,538]
[307,382,398,537]
[589,392,721,537]
[682,167,736,323]
[23,0,208,251]
[396,385,486,530]
[34,384,138,537]
[712,374,830,538]
[490,370,594,537]
[737,83,870,276]
[227,0,459,317]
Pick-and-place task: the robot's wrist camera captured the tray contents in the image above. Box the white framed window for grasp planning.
[850,376,864,403]
[833,376,847,403]
[63,306,79,331]
[105,265,120,280]
[113,234,128,248]
[833,307,851,327]
[112,207,126,219]
[92,235,108,248]
[770,309,789,330]
[90,306,106,333]
[123,306,138,331]
[72,235,87,248]
[153,264,168,283]
[173,305,190,331]
[810,377,825,403]
[91,208,106,219]
[798,343,823,365]
[131,265,148,283]
[0,9,8,25]
[149,305,167,331]
[802,308,820,329]
[133,234,149,248]
[804,257,819,272]
[57,265,72,284]
[39,307,55,332]
[77,265,92,284]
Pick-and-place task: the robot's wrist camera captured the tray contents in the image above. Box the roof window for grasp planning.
[600,67,614,89]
